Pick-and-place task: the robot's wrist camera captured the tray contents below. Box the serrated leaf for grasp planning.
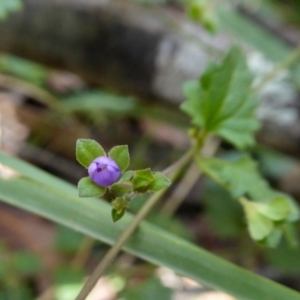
[181,47,260,149]
[78,177,105,197]
[197,156,275,201]
[242,200,274,240]
[109,145,130,171]
[111,208,126,222]
[76,139,106,168]
[257,197,290,221]
[149,172,171,191]
[132,169,154,193]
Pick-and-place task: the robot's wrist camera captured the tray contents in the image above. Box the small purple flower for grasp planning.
[88,156,121,187]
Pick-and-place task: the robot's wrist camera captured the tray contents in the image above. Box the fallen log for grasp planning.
[1,0,300,157]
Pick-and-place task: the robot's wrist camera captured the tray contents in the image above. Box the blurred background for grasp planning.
[1,0,300,299]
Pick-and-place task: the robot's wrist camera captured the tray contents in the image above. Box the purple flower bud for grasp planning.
[88,156,121,187]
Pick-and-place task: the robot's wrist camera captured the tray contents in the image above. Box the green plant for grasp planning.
[1,36,300,300]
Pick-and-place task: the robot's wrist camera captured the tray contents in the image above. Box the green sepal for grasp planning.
[111,195,129,222]
[112,197,129,213]
[110,183,131,196]
[76,139,106,168]
[132,169,154,193]
[149,172,171,191]
[118,170,134,182]
[111,208,126,222]
[256,197,290,221]
[108,145,130,171]
[78,177,105,197]
[241,199,274,241]
[110,171,134,196]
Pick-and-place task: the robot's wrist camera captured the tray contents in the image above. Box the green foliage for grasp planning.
[202,180,244,238]
[76,139,106,168]
[112,197,129,222]
[266,239,300,274]
[78,177,105,197]
[109,145,130,171]
[197,155,299,244]
[76,140,170,221]
[149,172,171,191]
[181,47,260,149]
[62,91,136,117]
[11,252,42,276]
[132,169,154,193]
[132,169,171,193]
[55,226,85,254]
[1,152,300,299]
[0,55,48,85]
[54,267,84,300]
[0,0,22,20]
[0,286,33,300]
[123,277,172,300]
[186,0,219,33]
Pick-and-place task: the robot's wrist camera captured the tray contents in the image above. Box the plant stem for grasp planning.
[162,137,220,215]
[75,148,195,300]
[253,45,300,92]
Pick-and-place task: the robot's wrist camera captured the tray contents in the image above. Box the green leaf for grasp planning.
[0,0,22,20]
[1,152,300,300]
[241,199,274,241]
[181,47,260,149]
[0,55,48,85]
[62,91,136,114]
[78,177,105,197]
[203,179,244,238]
[76,139,106,168]
[266,240,300,274]
[148,172,171,191]
[132,169,154,193]
[198,155,281,202]
[112,208,126,222]
[109,145,130,171]
[256,197,290,221]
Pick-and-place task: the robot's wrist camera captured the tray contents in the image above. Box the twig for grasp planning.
[162,137,220,215]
